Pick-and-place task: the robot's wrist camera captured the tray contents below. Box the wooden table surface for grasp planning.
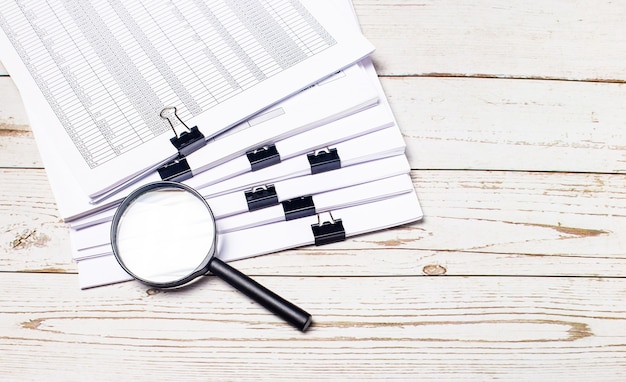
[1,1,625,380]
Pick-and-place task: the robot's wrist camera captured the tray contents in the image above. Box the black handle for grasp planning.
[208,258,312,332]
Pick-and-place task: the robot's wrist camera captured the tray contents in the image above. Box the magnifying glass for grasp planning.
[110,181,312,331]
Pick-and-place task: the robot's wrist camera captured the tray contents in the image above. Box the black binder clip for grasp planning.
[282,195,315,221]
[161,106,206,156]
[245,184,279,211]
[157,107,206,182]
[311,212,346,246]
[307,147,341,174]
[246,144,281,171]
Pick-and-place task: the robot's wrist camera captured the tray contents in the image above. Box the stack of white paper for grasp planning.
[0,0,423,289]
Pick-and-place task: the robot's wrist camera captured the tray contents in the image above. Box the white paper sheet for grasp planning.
[0,0,374,196]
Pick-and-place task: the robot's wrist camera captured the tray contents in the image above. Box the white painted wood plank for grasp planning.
[0,169,74,272]
[1,168,624,276]
[2,76,626,172]
[0,75,29,131]
[0,129,41,168]
[1,273,625,381]
[0,73,39,168]
[389,76,626,173]
[354,0,626,80]
[243,247,626,278]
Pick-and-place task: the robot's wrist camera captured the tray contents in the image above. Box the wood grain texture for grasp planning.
[0,75,30,131]
[0,129,41,168]
[388,77,626,173]
[0,169,73,272]
[1,273,625,381]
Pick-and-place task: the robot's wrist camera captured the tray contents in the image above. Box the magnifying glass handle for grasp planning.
[208,258,312,332]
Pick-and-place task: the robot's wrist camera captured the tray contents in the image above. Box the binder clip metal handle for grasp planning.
[157,107,207,182]
[161,106,206,157]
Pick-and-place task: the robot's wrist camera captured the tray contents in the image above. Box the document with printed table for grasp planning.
[88,63,379,206]
[62,55,391,228]
[34,61,379,222]
[0,0,375,197]
[65,54,392,228]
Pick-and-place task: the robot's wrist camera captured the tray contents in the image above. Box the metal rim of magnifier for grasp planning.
[110,181,217,289]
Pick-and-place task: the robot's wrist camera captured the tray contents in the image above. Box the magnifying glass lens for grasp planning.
[111,182,312,331]
[114,185,215,285]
